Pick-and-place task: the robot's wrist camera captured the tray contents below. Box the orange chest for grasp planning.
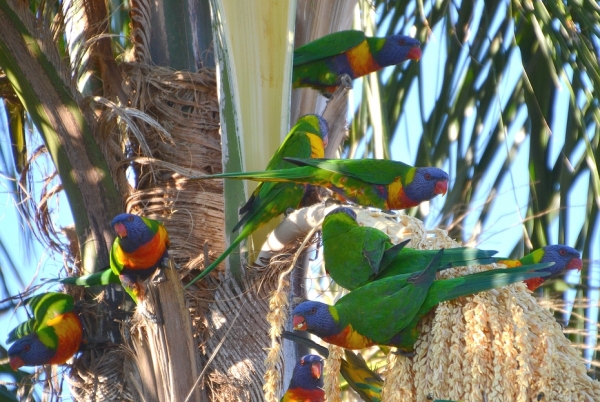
[282,388,325,402]
[47,312,83,365]
[346,40,380,78]
[324,324,375,350]
[117,228,169,270]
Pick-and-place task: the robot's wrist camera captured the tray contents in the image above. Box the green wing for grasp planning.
[388,262,555,351]
[236,118,321,232]
[323,214,395,290]
[284,158,413,185]
[377,247,498,280]
[7,318,36,343]
[294,30,366,65]
[27,292,74,324]
[7,292,75,342]
[336,252,443,343]
[110,239,125,275]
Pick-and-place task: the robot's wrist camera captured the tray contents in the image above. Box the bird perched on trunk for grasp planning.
[191,157,449,211]
[498,244,582,291]
[281,354,325,402]
[292,251,553,354]
[293,30,421,95]
[110,213,170,306]
[187,114,329,287]
[322,207,498,290]
[7,292,83,370]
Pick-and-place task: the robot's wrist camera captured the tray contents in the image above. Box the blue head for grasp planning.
[288,354,324,390]
[540,245,582,276]
[292,301,339,339]
[111,213,154,253]
[404,167,449,203]
[325,207,357,222]
[301,114,329,148]
[374,35,421,67]
[8,333,55,370]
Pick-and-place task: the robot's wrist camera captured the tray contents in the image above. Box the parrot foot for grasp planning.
[338,74,353,90]
[152,268,168,284]
[324,75,352,103]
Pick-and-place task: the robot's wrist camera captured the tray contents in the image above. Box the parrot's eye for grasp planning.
[559,248,567,256]
[23,344,31,352]
[127,216,134,222]
[399,39,406,45]
[310,307,317,314]
[300,359,305,366]
[424,173,432,180]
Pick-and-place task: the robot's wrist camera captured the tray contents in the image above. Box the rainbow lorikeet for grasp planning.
[498,244,582,291]
[186,114,329,287]
[293,30,421,95]
[110,213,170,304]
[7,292,83,370]
[190,157,449,211]
[281,331,382,402]
[281,354,325,402]
[292,250,553,353]
[322,207,498,290]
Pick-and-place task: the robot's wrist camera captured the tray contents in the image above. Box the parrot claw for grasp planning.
[152,268,168,284]
[338,74,353,89]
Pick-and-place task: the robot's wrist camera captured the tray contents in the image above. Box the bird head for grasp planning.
[325,207,357,222]
[111,213,155,252]
[301,114,330,148]
[8,334,55,370]
[292,301,338,339]
[376,35,422,66]
[404,167,449,203]
[541,245,583,274]
[288,354,324,390]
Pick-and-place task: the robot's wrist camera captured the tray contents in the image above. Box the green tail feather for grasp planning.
[58,268,120,287]
[440,248,498,266]
[341,350,383,402]
[190,167,314,183]
[432,262,554,304]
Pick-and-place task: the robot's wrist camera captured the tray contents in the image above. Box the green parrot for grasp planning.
[292,250,553,353]
[293,30,421,95]
[186,114,329,287]
[189,157,449,211]
[322,207,498,290]
[7,292,83,370]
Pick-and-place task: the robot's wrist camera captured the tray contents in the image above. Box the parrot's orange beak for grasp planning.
[311,361,322,379]
[407,46,422,61]
[114,222,128,238]
[434,180,448,196]
[568,258,583,271]
[293,315,307,331]
[9,355,25,371]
